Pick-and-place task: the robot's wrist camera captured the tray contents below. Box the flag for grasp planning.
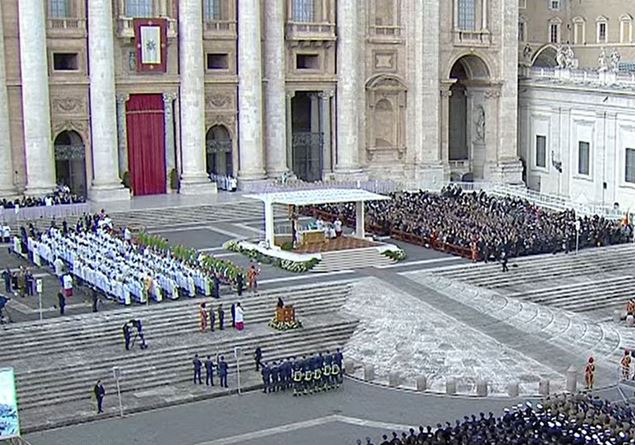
[134,19,168,73]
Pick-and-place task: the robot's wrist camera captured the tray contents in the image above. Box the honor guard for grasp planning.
[303,364,313,395]
[261,362,271,393]
[292,364,303,396]
[322,361,332,391]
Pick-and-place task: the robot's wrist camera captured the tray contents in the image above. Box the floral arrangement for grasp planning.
[224,241,320,273]
[136,232,245,285]
[268,317,303,331]
[382,249,407,262]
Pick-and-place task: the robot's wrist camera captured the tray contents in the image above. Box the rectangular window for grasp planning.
[126,0,153,18]
[207,53,228,70]
[293,0,314,22]
[550,0,560,10]
[573,22,584,44]
[518,21,526,42]
[458,0,476,31]
[626,148,635,183]
[296,54,319,69]
[598,22,607,43]
[578,141,590,176]
[49,0,70,18]
[204,0,221,21]
[536,135,547,168]
[550,23,560,43]
[519,0,527,8]
[53,53,79,71]
[621,20,633,43]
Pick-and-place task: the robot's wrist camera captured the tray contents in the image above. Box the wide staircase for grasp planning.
[312,248,395,272]
[430,244,635,316]
[0,281,357,432]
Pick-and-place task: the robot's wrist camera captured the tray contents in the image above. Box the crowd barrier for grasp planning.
[0,203,90,224]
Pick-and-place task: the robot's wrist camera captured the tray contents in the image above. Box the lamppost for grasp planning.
[112,366,124,417]
[234,346,242,395]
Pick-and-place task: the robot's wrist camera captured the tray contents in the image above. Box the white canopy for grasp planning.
[245,188,391,248]
[245,188,390,206]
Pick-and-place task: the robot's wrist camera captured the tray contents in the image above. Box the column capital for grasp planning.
[319,90,335,100]
[162,92,177,103]
[286,91,296,100]
[116,93,130,105]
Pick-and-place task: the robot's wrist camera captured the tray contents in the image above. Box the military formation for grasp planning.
[260,349,344,396]
[361,394,635,445]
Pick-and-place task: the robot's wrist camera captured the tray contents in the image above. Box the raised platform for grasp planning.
[284,234,380,254]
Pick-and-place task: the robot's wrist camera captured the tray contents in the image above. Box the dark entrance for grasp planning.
[291,92,323,182]
[53,130,87,198]
[205,125,233,176]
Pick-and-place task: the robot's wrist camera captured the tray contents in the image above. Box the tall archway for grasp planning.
[205,125,233,176]
[53,130,87,197]
[447,54,491,180]
[291,92,323,182]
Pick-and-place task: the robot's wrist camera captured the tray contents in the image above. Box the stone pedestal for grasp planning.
[19,0,55,195]
[487,158,524,184]
[416,376,428,392]
[507,383,519,397]
[88,0,130,201]
[344,360,355,375]
[446,377,457,395]
[363,364,375,381]
[539,379,550,396]
[566,365,578,394]
[388,372,401,388]
[476,379,488,397]
[613,310,622,323]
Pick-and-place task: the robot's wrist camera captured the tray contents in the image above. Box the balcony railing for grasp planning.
[203,20,237,38]
[453,30,491,47]
[46,18,87,36]
[286,21,336,43]
[116,17,177,39]
[369,25,402,39]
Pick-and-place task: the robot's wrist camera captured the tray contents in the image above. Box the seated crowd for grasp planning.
[16,212,244,305]
[1,184,85,209]
[361,394,635,445]
[312,186,632,260]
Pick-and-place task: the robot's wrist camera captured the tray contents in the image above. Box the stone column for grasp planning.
[0,1,16,195]
[335,0,363,177]
[286,92,295,177]
[116,94,129,178]
[264,0,288,178]
[163,92,176,190]
[18,0,55,195]
[439,83,454,168]
[238,0,266,181]
[87,0,130,200]
[482,0,488,30]
[179,0,216,194]
[320,91,333,177]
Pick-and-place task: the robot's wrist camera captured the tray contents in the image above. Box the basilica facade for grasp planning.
[0,0,522,199]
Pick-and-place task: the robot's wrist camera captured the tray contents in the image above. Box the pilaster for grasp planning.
[116,94,130,178]
[19,0,55,196]
[163,92,177,191]
[0,0,16,195]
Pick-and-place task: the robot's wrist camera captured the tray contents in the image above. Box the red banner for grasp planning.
[134,19,168,73]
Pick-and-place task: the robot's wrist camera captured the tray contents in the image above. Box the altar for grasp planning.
[270,304,302,330]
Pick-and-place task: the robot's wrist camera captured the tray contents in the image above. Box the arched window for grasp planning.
[126,0,153,18]
[458,0,476,31]
[620,14,633,44]
[596,16,608,44]
[292,0,314,22]
[548,18,562,44]
[572,17,586,45]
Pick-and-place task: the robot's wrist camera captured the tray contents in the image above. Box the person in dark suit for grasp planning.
[254,346,262,372]
[193,354,203,384]
[230,303,236,328]
[204,355,215,386]
[93,380,105,414]
[209,305,215,332]
[212,274,220,299]
[218,356,228,388]
[218,304,225,330]
[57,291,65,316]
[91,288,99,313]
[236,273,244,297]
[122,322,131,351]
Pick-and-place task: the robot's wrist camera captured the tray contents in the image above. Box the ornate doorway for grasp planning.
[53,130,87,197]
[205,125,233,176]
[291,92,323,182]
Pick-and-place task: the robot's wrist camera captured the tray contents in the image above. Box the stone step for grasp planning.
[0,297,348,361]
[16,320,357,409]
[312,248,394,272]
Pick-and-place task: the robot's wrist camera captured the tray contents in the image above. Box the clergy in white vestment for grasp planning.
[235,303,244,331]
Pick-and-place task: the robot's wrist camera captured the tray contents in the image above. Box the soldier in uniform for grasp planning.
[261,362,270,393]
[331,357,341,388]
[323,360,332,391]
[218,355,228,388]
[313,361,323,392]
[204,355,215,386]
[193,354,203,385]
[270,362,279,392]
[584,356,596,390]
[293,362,303,396]
[621,350,632,380]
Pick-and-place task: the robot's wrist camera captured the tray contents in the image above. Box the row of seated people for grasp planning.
[18,222,232,305]
[359,394,635,445]
[1,185,85,209]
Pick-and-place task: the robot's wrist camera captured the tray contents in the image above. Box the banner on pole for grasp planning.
[0,368,20,439]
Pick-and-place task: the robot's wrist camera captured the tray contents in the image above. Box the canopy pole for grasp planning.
[264,200,275,249]
[355,201,365,239]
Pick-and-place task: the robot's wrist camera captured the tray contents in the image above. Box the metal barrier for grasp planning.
[0,203,90,225]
